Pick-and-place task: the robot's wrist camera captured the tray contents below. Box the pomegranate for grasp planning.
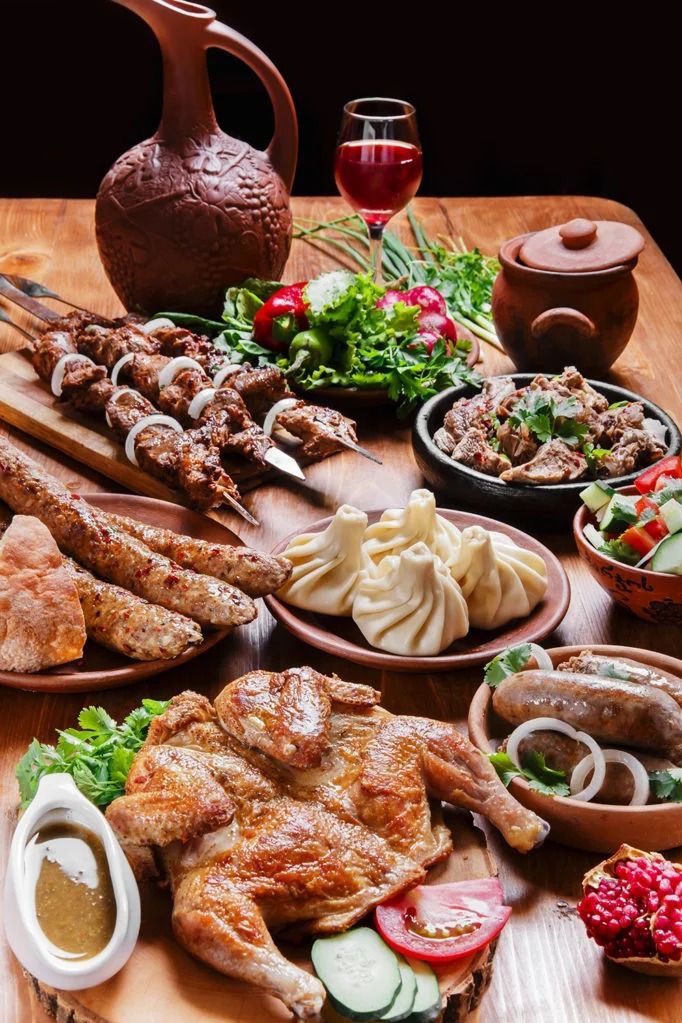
[578,844,682,975]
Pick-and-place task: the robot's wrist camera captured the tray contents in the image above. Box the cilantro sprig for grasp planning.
[509,390,589,447]
[16,699,168,810]
[598,538,641,566]
[484,643,533,688]
[489,750,570,797]
[649,769,682,802]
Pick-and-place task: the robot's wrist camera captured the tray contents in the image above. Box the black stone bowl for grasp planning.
[412,374,682,526]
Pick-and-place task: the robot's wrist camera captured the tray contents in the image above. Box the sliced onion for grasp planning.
[187,388,217,421]
[139,317,176,335]
[125,415,182,466]
[50,353,94,397]
[157,357,203,389]
[643,418,668,445]
[263,397,299,437]
[213,362,244,388]
[110,351,135,386]
[105,387,137,428]
[571,749,650,806]
[506,716,606,802]
[527,643,554,671]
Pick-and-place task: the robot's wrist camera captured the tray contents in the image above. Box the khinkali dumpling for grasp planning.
[352,542,469,655]
[276,504,368,616]
[362,489,461,569]
[451,525,548,630]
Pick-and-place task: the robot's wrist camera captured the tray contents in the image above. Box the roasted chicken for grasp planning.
[107,667,548,1020]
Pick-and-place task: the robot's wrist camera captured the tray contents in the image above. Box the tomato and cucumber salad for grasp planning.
[580,455,682,572]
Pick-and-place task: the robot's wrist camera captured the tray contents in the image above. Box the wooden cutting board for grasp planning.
[26,809,497,1023]
[0,349,299,503]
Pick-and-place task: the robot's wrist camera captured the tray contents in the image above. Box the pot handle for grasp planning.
[531,307,597,340]
[204,21,298,192]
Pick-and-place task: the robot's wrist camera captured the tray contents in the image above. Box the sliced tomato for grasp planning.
[635,495,659,517]
[635,456,682,494]
[374,880,511,963]
[621,524,657,556]
[642,516,669,541]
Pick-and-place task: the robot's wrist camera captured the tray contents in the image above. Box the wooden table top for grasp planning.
[1,195,681,1023]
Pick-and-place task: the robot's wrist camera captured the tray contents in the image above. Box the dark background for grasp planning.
[2,1,679,272]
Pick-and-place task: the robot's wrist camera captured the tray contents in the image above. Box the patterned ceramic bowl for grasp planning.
[573,488,682,623]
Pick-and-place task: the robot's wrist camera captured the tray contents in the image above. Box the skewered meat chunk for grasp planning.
[596,427,667,478]
[0,440,256,629]
[107,670,547,1018]
[107,513,291,596]
[500,439,587,483]
[451,428,512,476]
[276,402,359,459]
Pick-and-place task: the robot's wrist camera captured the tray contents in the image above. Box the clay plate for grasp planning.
[0,494,239,694]
[412,375,681,526]
[265,507,570,672]
[300,334,480,407]
[468,644,682,852]
[574,487,682,624]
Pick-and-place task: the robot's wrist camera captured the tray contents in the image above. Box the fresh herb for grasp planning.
[489,750,570,797]
[598,538,641,565]
[16,699,169,810]
[583,442,611,471]
[598,661,634,680]
[484,643,532,688]
[509,391,589,447]
[649,768,682,802]
[608,400,629,410]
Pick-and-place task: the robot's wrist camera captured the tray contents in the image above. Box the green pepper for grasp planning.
[286,328,334,377]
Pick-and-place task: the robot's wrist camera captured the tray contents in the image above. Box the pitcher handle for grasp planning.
[204,21,298,191]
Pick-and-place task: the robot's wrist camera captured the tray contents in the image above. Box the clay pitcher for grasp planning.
[95,0,298,316]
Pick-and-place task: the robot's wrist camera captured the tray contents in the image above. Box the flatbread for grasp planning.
[0,514,86,672]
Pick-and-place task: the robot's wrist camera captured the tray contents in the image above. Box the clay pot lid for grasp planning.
[518,218,645,273]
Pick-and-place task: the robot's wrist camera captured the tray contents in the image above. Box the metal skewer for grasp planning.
[312,418,383,464]
[2,273,114,323]
[264,446,306,479]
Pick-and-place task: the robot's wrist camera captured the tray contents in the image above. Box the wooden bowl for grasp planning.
[468,644,682,852]
[265,507,570,673]
[574,487,682,624]
[412,375,681,526]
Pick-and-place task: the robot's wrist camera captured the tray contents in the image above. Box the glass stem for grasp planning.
[368,223,384,284]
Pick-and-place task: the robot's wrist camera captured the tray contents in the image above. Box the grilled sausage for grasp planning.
[0,441,256,629]
[106,513,291,597]
[558,651,682,709]
[510,732,674,805]
[493,670,682,763]
[1,503,202,660]
[65,559,203,661]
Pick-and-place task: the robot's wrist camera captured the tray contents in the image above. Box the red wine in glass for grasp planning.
[335,99,422,282]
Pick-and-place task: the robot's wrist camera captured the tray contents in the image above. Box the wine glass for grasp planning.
[334,97,422,283]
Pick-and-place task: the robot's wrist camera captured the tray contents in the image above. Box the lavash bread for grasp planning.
[0,514,86,671]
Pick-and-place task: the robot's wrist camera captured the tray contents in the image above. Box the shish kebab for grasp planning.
[0,298,255,523]
[0,273,381,465]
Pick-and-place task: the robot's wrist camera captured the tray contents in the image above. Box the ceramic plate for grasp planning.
[265,507,570,673]
[468,645,682,852]
[0,494,240,694]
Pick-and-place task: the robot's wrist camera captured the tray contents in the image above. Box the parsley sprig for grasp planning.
[489,749,570,797]
[509,390,589,447]
[16,700,168,809]
[649,769,682,802]
[484,644,533,688]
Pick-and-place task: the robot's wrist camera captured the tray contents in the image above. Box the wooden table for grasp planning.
[1,195,681,1023]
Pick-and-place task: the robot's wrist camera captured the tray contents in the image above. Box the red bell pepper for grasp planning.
[635,495,659,517]
[642,516,669,541]
[252,282,308,353]
[635,455,682,494]
[621,524,658,556]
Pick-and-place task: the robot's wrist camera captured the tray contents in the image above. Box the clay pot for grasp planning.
[95,0,298,317]
[492,218,645,375]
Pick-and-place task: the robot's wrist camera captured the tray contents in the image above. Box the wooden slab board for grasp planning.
[0,349,309,504]
[25,809,497,1023]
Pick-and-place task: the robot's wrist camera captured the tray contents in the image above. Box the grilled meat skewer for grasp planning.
[0,505,202,661]
[0,440,257,630]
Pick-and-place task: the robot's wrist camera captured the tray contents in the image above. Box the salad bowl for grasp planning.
[468,645,682,853]
[574,486,682,623]
[412,375,681,525]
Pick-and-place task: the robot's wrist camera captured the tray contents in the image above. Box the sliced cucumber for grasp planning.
[580,481,614,513]
[583,523,605,550]
[312,928,402,1021]
[651,533,682,575]
[660,498,682,535]
[404,958,441,1023]
[601,494,639,532]
[380,955,417,1021]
